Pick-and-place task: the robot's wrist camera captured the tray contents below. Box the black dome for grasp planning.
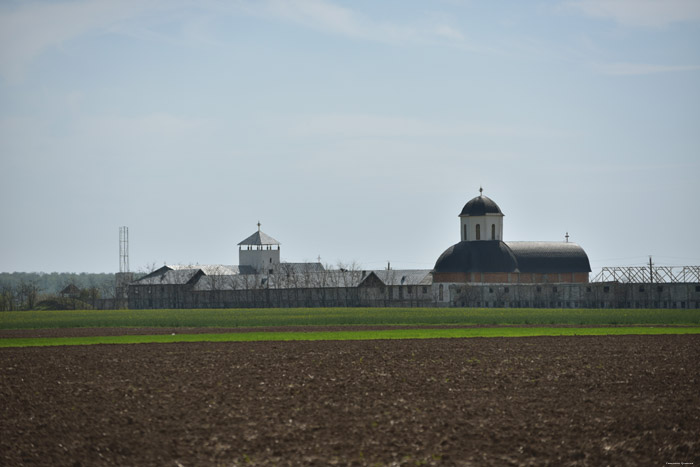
[459,195,502,216]
[434,241,518,273]
[506,242,591,273]
[433,241,592,274]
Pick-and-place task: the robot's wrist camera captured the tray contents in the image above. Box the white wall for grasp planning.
[239,248,281,273]
[460,214,504,241]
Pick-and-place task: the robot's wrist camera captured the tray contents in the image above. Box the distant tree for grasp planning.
[13,280,39,310]
[0,284,15,311]
[79,287,101,306]
[206,265,233,308]
[100,280,116,300]
[342,260,362,306]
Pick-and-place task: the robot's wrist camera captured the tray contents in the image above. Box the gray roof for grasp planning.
[139,264,237,277]
[137,265,174,281]
[136,263,324,287]
[137,266,432,291]
[238,230,280,246]
[167,264,239,275]
[135,268,203,285]
[459,195,503,217]
[135,264,237,285]
[276,262,325,274]
[433,240,591,274]
[365,270,433,286]
[194,270,364,291]
[193,274,262,290]
[506,242,591,273]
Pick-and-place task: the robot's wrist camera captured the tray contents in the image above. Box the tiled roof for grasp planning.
[366,270,433,286]
[276,263,325,274]
[135,268,203,285]
[238,230,280,246]
[194,270,364,291]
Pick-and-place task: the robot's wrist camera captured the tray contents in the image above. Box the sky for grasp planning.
[1,0,699,277]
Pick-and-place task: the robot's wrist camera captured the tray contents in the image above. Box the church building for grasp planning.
[433,189,591,284]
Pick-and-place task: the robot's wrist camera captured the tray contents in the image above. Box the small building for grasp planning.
[59,284,81,299]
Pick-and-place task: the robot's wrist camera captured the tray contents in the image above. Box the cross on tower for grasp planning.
[257,221,261,231]
[479,186,483,196]
[565,232,569,243]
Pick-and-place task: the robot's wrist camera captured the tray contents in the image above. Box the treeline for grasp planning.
[0,272,117,311]
[0,272,116,294]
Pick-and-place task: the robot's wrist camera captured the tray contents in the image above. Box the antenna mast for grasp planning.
[119,226,129,273]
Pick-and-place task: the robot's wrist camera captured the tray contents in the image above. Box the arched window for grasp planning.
[475,224,481,240]
[439,284,444,301]
[463,224,467,241]
[491,224,496,240]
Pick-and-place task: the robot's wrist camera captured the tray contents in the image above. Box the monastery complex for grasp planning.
[126,191,700,309]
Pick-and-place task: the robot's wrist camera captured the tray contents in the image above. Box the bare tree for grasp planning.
[100,280,116,300]
[0,284,15,311]
[344,260,362,306]
[455,284,480,307]
[17,280,40,310]
[206,265,233,308]
[277,263,297,307]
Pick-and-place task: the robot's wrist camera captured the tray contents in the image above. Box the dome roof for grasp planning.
[459,195,502,217]
[506,242,591,273]
[434,241,518,273]
[433,241,592,274]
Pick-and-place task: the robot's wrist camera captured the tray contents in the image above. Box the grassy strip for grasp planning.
[2,308,700,330]
[2,327,700,348]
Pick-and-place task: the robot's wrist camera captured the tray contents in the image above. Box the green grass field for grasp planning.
[3,308,699,348]
[2,326,700,348]
[2,307,700,330]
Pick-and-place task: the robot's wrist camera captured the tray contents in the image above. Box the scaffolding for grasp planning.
[592,266,700,283]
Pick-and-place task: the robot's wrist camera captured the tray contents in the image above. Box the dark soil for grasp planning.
[1,335,699,466]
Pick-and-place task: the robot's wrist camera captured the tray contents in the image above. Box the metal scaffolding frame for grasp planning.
[592,266,700,283]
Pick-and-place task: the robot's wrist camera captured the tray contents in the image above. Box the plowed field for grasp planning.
[1,334,698,466]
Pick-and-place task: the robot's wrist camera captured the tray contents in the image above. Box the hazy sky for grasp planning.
[1,0,699,276]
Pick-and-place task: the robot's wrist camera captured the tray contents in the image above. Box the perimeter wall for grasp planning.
[445,282,700,309]
[127,281,700,309]
[128,283,434,309]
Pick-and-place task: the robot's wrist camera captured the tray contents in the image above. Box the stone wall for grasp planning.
[128,283,435,309]
[446,282,700,309]
[128,280,700,309]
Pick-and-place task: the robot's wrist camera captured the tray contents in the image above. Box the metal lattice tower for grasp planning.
[119,226,129,273]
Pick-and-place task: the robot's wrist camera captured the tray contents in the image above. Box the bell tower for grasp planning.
[238,222,281,274]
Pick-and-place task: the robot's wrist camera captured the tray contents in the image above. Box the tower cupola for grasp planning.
[238,222,281,273]
[459,188,504,241]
